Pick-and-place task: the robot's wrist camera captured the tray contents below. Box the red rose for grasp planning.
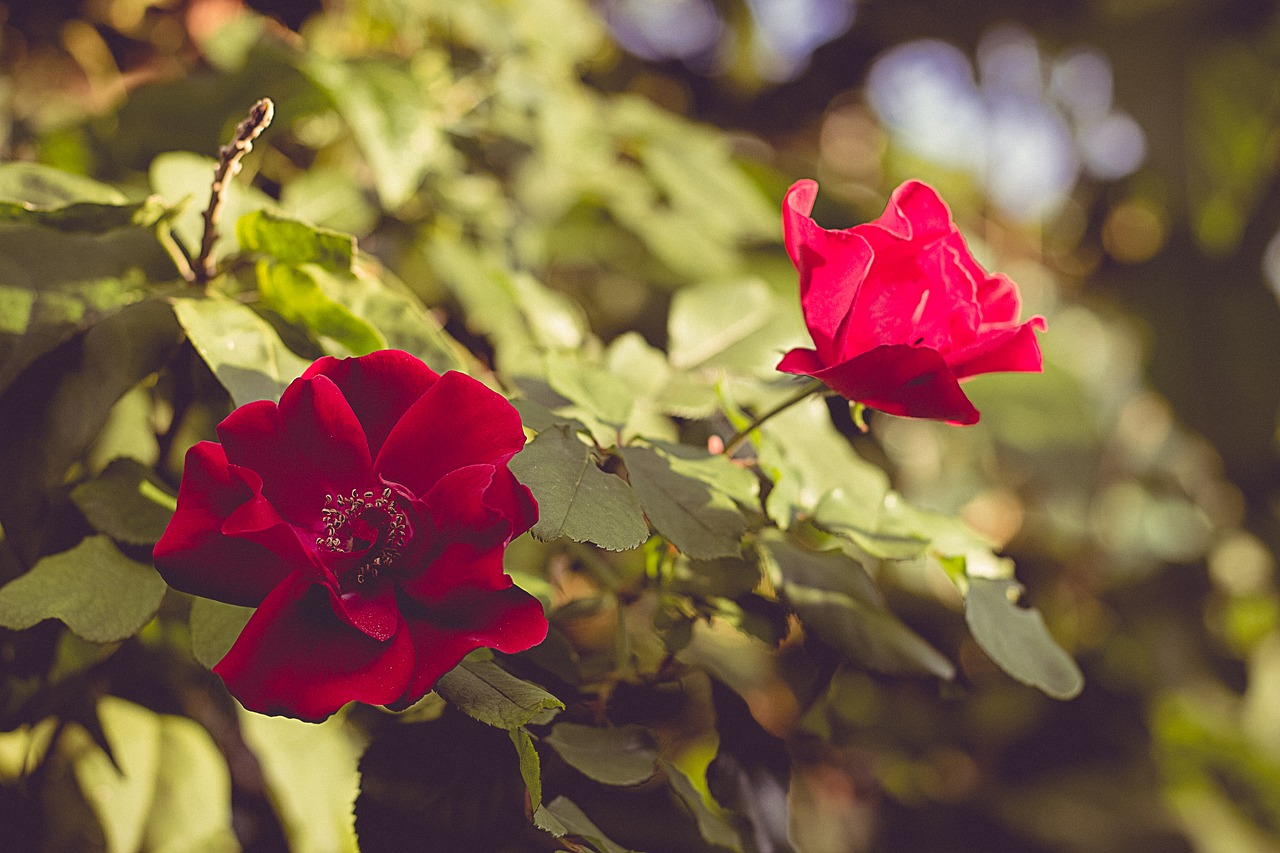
[777,179,1046,425]
[154,350,547,721]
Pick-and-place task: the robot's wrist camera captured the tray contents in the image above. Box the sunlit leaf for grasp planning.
[241,709,361,853]
[510,726,543,809]
[237,209,356,270]
[509,425,649,552]
[0,536,167,644]
[544,722,659,787]
[172,295,311,406]
[149,151,277,262]
[256,262,386,356]
[964,577,1083,699]
[668,279,805,374]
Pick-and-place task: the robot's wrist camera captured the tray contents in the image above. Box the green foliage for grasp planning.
[70,458,175,547]
[619,444,749,560]
[434,653,564,729]
[509,425,650,551]
[964,577,1084,700]
[0,536,166,643]
[189,598,255,669]
[543,722,659,787]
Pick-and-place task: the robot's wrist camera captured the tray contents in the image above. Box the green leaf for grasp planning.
[0,536,167,643]
[325,262,474,374]
[509,727,543,809]
[0,300,182,564]
[47,698,237,853]
[304,55,448,209]
[236,209,356,270]
[255,262,385,356]
[509,425,650,552]
[670,555,762,600]
[173,295,311,406]
[760,533,955,679]
[70,458,175,547]
[434,654,564,729]
[0,162,127,206]
[144,713,240,852]
[964,577,1084,700]
[667,279,806,375]
[542,796,637,853]
[543,722,659,787]
[662,759,743,852]
[189,597,254,669]
[240,709,361,853]
[619,444,746,560]
[545,350,635,428]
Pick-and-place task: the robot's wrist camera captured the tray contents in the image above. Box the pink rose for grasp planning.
[778,179,1045,424]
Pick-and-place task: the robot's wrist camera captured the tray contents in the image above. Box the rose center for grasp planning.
[317,487,411,585]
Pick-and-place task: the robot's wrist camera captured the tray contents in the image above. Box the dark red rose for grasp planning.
[154,350,547,721]
[777,179,1046,425]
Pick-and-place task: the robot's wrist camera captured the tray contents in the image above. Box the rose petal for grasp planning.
[808,344,981,425]
[868,180,954,244]
[154,442,299,606]
[389,585,549,709]
[483,466,538,542]
[304,351,440,459]
[783,180,872,363]
[398,542,508,602]
[950,317,1046,380]
[218,375,374,528]
[776,347,827,378]
[375,371,526,498]
[214,575,415,721]
[328,573,402,642]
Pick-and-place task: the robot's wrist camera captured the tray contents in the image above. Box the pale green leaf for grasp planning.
[240,709,362,853]
[965,577,1084,700]
[510,727,543,810]
[662,759,743,852]
[236,209,356,271]
[255,262,385,356]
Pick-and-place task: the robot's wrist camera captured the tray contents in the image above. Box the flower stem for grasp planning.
[722,378,827,456]
[193,98,275,284]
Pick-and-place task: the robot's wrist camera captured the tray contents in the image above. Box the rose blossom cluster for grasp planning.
[153,179,1043,721]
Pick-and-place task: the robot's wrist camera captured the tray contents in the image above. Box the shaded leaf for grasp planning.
[964,577,1084,700]
[619,444,746,560]
[509,425,649,552]
[189,597,254,670]
[0,536,166,644]
[356,714,526,853]
[70,458,175,547]
[172,295,311,406]
[544,722,659,787]
[761,533,955,680]
[434,654,564,729]
[0,162,128,206]
[663,758,744,852]
[543,796,637,853]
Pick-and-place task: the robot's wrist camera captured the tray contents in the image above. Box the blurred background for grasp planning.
[3,0,1280,850]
